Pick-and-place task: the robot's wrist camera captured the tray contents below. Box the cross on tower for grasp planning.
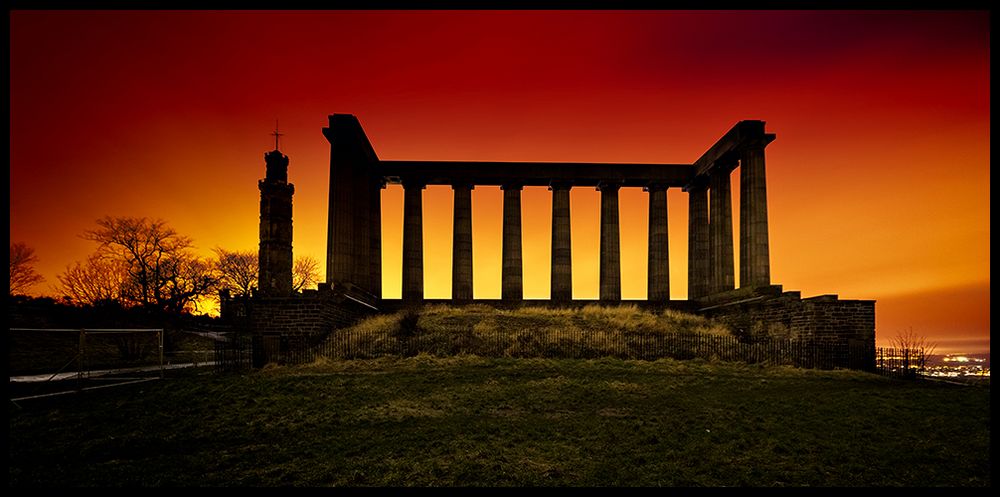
[271,119,284,151]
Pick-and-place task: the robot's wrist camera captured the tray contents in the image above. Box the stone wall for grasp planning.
[221,283,874,369]
[700,287,875,369]
[220,284,378,368]
[221,283,376,337]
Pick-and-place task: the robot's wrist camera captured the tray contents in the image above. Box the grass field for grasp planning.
[8,356,990,487]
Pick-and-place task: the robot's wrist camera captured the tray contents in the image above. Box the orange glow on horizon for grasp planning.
[10,10,989,352]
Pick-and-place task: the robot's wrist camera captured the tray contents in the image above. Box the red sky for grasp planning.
[9,11,990,354]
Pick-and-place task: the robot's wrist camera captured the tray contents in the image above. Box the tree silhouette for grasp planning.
[214,248,258,297]
[58,254,133,306]
[9,242,44,296]
[214,249,319,295]
[890,327,938,370]
[77,216,218,314]
[293,255,320,292]
[160,255,218,314]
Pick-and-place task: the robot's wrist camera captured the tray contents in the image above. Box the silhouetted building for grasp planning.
[222,115,874,371]
[258,149,294,296]
[324,115,775,303]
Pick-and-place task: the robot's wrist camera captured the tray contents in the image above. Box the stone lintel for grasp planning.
[380,161,695,188]
[686,120,774,190]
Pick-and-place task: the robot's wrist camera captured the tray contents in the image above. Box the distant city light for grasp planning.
[942,356,985,363]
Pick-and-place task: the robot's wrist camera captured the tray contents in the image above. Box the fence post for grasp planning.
[904,348,910,379]
[78,328,86,389]
[159,329,164,379]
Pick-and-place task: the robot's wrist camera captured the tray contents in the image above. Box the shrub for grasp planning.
[396,309,421,339]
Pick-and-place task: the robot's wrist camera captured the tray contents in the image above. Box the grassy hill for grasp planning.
[319,304,752,361]
[9,356,990,487]
[314,304,856,368]
[353,304,733,337]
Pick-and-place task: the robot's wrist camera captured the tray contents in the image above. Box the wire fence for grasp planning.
[9,327,219,383]
[215,327,890,374]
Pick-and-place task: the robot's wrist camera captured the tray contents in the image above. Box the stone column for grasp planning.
[686,185,710,299]
[709,166,735,294]
[646,183,669,302]
[740,144,771,288]
[353,167,371,292]
[369,177,385,298]
[452,183,474,301]
[325,145,354,286]
[323,114,378,289]
[598,181,622,302]
[549,181,573,301]
[402,180,425,301]
[501,183,523,300]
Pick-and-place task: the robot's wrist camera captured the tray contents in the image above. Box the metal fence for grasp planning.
[874,347,928,379]
[216,327,886,373]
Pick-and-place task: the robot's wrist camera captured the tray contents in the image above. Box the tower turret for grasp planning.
[258,140,294,296]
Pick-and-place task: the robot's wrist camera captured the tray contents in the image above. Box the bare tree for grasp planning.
[79,216,217,313]
[58,255,134,306]
[85,217,192,307]
[890,327,938,370]
[10,242,45,295]
[293,255,321,292]
[160,255,219,314]
[213,249,318,295]
[214,248,258,297]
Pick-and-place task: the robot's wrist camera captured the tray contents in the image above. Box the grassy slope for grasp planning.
[9,356,990,487]
[323,304,741,359]
[347,304,733,337]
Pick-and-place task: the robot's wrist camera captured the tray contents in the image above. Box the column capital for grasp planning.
[596,179,623,192]
[548,180,573,191]
[401,178,426,190]
[451,182,475,191]
[713,155,739,174]
[500,182,524,191]
[740,133,776,152]
[643,182,669,193]
[682,175,710,193]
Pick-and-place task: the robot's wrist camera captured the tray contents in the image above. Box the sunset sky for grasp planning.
[9,11,989,353]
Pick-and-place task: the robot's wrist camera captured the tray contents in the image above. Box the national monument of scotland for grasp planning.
[222,114,875,368]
